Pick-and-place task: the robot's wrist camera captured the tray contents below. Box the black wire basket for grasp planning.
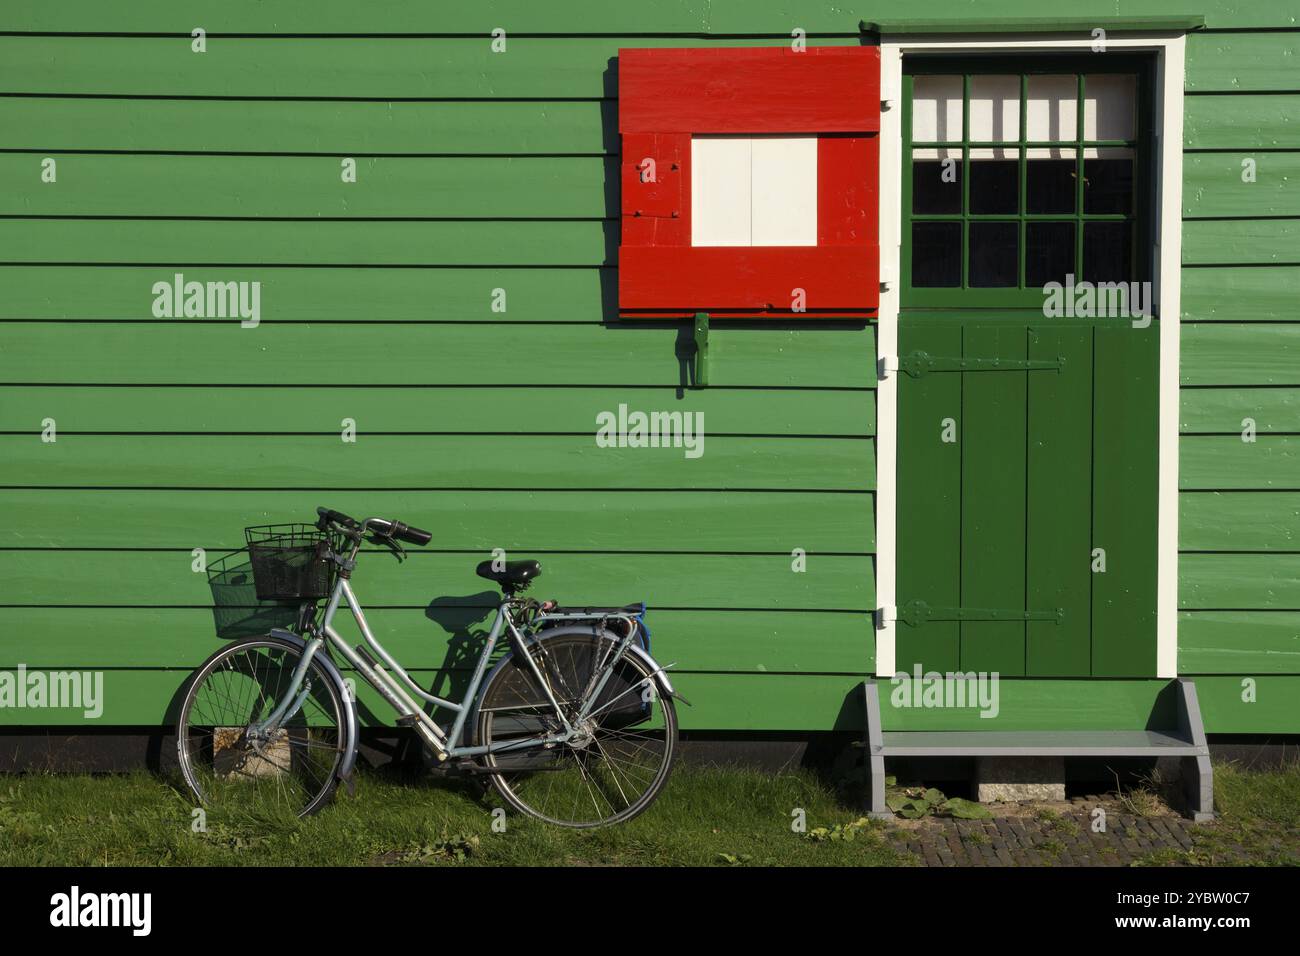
[206,549,300,639]
[244,524,345,602]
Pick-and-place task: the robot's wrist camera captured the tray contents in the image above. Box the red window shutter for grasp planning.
[618,47,880,318]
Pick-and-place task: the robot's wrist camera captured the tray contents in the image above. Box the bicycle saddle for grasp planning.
[475,559,542,591]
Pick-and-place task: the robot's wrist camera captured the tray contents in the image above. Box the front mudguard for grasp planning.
[268,628,360,783]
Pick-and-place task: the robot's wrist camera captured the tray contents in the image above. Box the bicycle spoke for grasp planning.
[478,633,676,827]
[178,640,346,819]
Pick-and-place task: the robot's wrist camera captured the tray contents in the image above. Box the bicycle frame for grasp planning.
[250,524,658,762]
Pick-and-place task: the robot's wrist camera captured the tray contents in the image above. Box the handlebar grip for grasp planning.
[316,506,360,530]
[391,521,432,546]
[367,516,432,546]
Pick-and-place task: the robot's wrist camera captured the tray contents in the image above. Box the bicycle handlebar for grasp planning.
[316,507,432,546]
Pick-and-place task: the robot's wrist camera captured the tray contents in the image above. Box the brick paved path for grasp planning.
[883,796,1210,866]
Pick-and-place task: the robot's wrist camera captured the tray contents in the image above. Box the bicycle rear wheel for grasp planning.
[474,633,677,828]
[176,636,347,819]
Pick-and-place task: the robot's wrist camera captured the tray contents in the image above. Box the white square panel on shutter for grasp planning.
[691,136,751,246]
[691,135,818,247]
[751,136,817,246]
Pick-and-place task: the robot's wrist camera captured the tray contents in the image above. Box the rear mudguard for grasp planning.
[467,624,682,744]
[268,628,360,782]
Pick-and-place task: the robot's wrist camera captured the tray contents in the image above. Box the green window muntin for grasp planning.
[901,53,1157,310]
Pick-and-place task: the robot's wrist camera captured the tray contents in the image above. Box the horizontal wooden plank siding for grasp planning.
[0,267,616,322]
[0,35,863,100]
[1182,267,1300,323]
[1185,94,1300,149]
[1184,154,1300,219]
[0,604,875,673]
[1,155,619,220]
[0,490,875,552]
[4,219,614,265]
[1183,220,1300,266]
[2,3,1299,736]
[0,667,875,730]
[1180,492,1300,551]
[1185,32,1300,92]
[1180,436,1298,491]
[0,324,878,388]
[1179,612,1300,673]
[1181,325,1299,386]
[0,551,876,611]
[1180,389,1300,432]
[0,386,875,435]
[2,0,1295,32]
[1179,22,1300,681]
[0,97,617,155]
[0,10,882,729]
[1,435,877,491]
[1180,553,1300,609]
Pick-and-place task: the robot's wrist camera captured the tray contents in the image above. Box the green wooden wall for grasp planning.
[0,1,1297,733]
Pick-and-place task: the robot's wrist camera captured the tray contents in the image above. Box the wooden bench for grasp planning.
[861,678,1214,822]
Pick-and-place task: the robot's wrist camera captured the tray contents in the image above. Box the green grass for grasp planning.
[1175,760,1300,866]
[1130,760,1300,867]
[0,765,910,867]
[1,759,1295,867]
[1033,807,1081,836]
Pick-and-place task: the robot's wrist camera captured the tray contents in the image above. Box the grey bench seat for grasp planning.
[862,679,1214,822]
[878,729,1207,757]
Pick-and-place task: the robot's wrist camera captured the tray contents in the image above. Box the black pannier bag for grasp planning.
[490,607,655,731]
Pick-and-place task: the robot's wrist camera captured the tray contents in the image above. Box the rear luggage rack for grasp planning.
[537,602,650,651]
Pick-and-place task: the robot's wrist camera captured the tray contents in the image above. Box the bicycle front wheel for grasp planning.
[474,633,677,828]
[176,636,348,819]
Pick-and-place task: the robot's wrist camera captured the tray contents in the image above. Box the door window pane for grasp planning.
[1026,75,1077,142]
[912,75,963,142]
[969,148,1019,214]
[1026,221,1076,288]
[1084,74,1137,141]
[1082,221,1132,283]
[969,75,1020,142]
[1026,147,1076,214]
[912,221,962,287]
[969,221,1019,287]
[912,148,963,214]
[1083,147,1134,215]
[905,60,1146,299]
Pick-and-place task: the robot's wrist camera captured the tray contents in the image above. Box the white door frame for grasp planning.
[874,32,1186,679]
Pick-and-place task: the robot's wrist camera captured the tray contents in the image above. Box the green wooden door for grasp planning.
[895,55,1159,678]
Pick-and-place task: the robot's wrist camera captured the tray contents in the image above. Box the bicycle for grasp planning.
[176,507,681,827]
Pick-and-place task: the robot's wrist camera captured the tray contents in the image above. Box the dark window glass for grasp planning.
[969,159,1019,214]
[969,221,1019,287]
[1026,159,1076,214]
[1025,222,1075,288]
[1082,221,1132,283]
[912,157,963,214]
[912,221,962,287]
[1083,156,1133,214]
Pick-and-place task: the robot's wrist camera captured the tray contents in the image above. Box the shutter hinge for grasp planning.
[900,350,1066,378]
[877,355,900,381]
[873,605,897,629]
[897,600,1065,628]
